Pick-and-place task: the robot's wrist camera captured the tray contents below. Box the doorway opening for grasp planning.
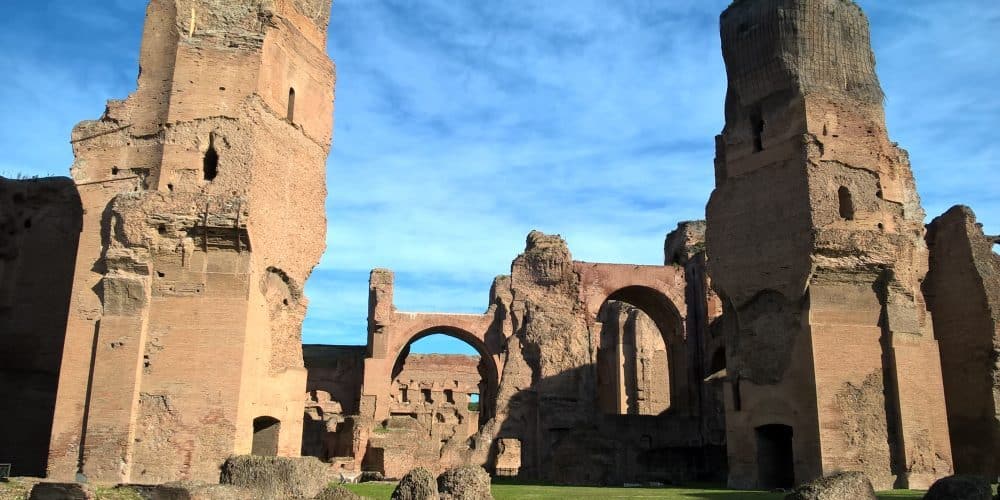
[756,424,794,489]
[252,416,280,456]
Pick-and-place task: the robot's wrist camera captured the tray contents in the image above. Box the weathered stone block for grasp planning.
[28,483,93,500]
[784,472,876,500]
[314,485,362,500]
[220,455,331,499]
[390,468,437,500]
[130,481,253,500]
[922,475,992,500]
[437,466,492,500]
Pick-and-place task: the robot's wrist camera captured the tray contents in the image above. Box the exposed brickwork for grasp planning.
[37,0,335,484]
[707,0,952,490]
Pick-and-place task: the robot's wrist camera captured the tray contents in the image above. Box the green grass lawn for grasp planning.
[343,482,927,500]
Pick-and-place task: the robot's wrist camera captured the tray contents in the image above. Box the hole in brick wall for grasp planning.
[203,133,219,181]
[838,186,855,220]
[468,393,480,412]
[251,416,280,456]
[167,183,174,192]
[157,272,165,278]
[282,298,289,306]
[112,166,120,175]
[708,347,726,376]
[752,114,765,152]
[399,387,409,403]
[158,224,167,235]
[640,435,652,450]
[444,389,454,404]
[287,87,296,123]
[422,389,433,403]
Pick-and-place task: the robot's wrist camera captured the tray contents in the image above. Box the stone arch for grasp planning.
[595,285,685,415]
[389,325,499,424]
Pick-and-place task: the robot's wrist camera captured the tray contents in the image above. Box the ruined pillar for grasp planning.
[925,206,1000,479]
[46,0,334,484]
[360,268,397,421]
[706,0,952,490]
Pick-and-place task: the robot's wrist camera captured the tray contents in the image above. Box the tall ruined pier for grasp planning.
[46,0,334,484]
[706,0,952,490]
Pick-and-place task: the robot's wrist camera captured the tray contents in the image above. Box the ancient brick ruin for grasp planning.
[707,0,954,490]
[0,0,997,492]
[3,0,335,485]
[925,206,1000,479]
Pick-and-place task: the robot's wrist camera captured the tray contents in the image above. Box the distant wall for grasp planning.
[925,205,1000,478]
[0,177,82,477]
[304,345,366,415]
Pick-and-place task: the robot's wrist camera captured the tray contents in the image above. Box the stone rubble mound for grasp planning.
[314,485,363,500]
[437,466,493,500]
[785,472,876,500]
[390,468,438,500]
[922,475,993,500]
[219,455,331,499]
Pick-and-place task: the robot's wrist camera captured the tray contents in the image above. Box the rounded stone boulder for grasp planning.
[923,475,992,500]
[315,485,363,500]
[437,465,493,500]
[785,472,876,500]
[390,467,438,500]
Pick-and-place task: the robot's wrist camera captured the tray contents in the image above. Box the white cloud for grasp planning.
[2,0,996,350]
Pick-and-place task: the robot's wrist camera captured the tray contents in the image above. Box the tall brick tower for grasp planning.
[706,0,952,490]
[46,0,334,484]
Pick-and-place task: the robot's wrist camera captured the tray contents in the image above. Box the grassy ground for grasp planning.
[342,482,927,500]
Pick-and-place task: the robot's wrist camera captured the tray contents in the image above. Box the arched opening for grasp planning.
[252,416,280,456]
[203,133,219,181]
[838,186,855,220]
[596,286,683,416]
[756,424,794,489]
[389,330,497,431]
[287,88,296,123]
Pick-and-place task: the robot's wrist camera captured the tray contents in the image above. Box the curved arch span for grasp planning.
[389,326,499,424]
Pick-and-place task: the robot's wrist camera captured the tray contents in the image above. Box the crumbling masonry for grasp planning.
[20,0,333,484]
[706,0,953,490]
[0,0,997,491]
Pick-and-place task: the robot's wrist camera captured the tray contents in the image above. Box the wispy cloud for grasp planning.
[2,1,997,350]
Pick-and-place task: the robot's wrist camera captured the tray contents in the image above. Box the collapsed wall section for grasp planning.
[925,206,1000,479]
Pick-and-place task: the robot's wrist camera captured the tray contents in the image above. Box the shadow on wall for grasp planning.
[490,361,726,487]
[0,176,83,477]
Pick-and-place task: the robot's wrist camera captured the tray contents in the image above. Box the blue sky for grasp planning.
[1,1,997,355]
